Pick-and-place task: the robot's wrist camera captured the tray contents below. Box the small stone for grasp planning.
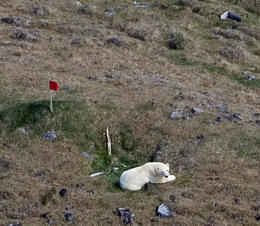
[191,108,204,115]
[105,73,115,79]
[255,215,260,221]
[33,7,49,17]
[65,213,75,222]
[106,37,122,46]
[169,111,182,120]
[256,120,260,126]
[232,113,243,120]
[59,189,67,197]
[157,203,172,218]
[82,152,94,161]
[213,117,221,124]
[0,158,10,169]
[249,75,255,81]
[71,38,84,46]
[105,8,115,16]
[18,127,28,134]
[41,212,51,219]
[197,134,205,140]
[117,208,135,225]
[9,224,22,226]
[44,131,57,140]
[216,103,227,112]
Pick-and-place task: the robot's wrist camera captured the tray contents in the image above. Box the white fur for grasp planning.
[120,162,176,191]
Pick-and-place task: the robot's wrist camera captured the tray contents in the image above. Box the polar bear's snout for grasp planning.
[162,171,169,178]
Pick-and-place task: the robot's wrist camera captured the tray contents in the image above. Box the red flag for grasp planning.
[49,80,59,91]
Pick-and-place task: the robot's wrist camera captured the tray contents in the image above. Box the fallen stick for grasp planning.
[90,172,105,178]
[106,127,112,156]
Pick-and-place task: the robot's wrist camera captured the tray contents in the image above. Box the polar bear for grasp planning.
[120,162,176,191]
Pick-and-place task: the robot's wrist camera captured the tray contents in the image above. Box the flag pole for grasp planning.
[50,89,53,113]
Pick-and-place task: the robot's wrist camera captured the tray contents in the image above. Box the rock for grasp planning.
[231,213,244,222]
[33,7,49,17]
[126,28,148,41]
[255,215,260,221]
[18,127,28,134]
[117,208,135,225]
[196,134,205,140]
[157,203,172,218]
[249,75,255,81]
[65,213,75,222]
[0,190,11,199]
[106,37,122,46]
[232,113,243,120]
[2,16,31,27]
[82,152,94,161]
[59,189,68,197]
[191,108,204,115]
[169,110,183,119]
[9,224,22,226]
[256,120,260,126]
[71,38,84,46]
[0,158,10,169]
[44,131,57,140]
[216,103,227,112]
[243,71,257,81]
[105,8,115,16]
[105,73,115,79]
[12,29,41,42]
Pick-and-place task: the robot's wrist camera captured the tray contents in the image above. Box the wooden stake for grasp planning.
[50,90,53,113]
[106,127,111,156]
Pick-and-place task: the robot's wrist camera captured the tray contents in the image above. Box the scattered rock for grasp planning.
[126,28,148,41]
[41,212,54,224]
[196,134,205,140]
[169,110,183,119]
[206,216,216,226]
[0,190,11,199]
[82,152,94,161]
[33,7,49,17]
[231,212,244,222]
[216,103,227,112]
[2,16,31,27]
[59,189,68,197]
[106,37,123,46]
[256,120,260,126]
[157,203,172,218]
[105,8,116,16]
[9,224,22,226]
[44,131,57,140]
[191,108,204,115]
[134,2,151,8]
[65,213,75,222]
[243,71,257,80]
[71,38,84,46]
[18,127,28,134]
[117,208,135,224]
[12,29,41,42]
[255,215,260,221]
[105,73,115,79]
[0,158,10,169]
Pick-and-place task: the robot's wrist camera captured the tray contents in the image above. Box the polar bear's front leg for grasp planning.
[149,174,176,184]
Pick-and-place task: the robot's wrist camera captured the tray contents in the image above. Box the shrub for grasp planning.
[165,31,185,50]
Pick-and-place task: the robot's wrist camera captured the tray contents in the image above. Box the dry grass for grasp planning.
[0,0,260,225]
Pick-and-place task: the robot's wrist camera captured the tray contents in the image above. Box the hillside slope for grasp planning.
[0,0,259,225]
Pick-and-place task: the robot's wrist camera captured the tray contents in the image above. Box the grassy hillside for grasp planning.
[0,0,259,225]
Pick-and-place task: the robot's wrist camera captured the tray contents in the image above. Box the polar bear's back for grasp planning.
[120,165,149,191]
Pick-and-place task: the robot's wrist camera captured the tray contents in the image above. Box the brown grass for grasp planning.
[0,0,260,225]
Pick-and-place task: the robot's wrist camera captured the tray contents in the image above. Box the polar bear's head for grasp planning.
[155,163,170,178]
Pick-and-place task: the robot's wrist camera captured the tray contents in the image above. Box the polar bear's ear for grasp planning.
[166,163,169,166]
